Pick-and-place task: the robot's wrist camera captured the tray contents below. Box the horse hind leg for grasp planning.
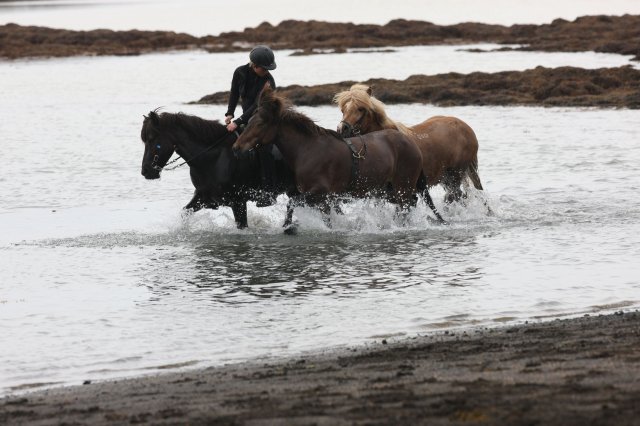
[423,188,447,224]
[466,157,484,191]
[465,158,494,215]
[441,171,464,204]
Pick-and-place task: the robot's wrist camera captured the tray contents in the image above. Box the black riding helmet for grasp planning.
[249,45,277,70]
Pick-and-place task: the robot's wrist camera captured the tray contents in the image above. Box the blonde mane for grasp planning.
[333,84,414,137]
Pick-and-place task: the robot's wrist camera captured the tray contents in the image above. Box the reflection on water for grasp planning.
[2,189,640,396]
[141,231,486,305]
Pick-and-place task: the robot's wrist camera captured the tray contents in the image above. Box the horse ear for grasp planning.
[367,85,373,96]
[259,86,270,104]
[259,85,281,116]
[260,83,274,100]
[148,110,160,125]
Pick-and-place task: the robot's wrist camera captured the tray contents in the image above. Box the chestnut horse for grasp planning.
[335,84,485,204]
[232,86,428,230]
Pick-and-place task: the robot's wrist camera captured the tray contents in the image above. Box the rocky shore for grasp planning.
[194,66,640,109]
[2,14,639,60]
[1,311,638,425]
[3,16,639,109]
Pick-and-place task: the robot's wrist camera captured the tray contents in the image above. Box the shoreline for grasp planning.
[194,66,640,109]
[2,311,638,425]
[1,15,639,60]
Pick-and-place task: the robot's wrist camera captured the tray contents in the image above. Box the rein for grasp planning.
[151,131,239,172]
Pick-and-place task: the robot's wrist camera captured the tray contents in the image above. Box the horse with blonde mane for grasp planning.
[335,84,484,204]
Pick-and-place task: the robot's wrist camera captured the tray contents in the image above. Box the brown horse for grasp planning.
[232,86,427,230]
[335,84,484,204]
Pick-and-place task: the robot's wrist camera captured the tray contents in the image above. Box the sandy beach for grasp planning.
[2,311,638,425]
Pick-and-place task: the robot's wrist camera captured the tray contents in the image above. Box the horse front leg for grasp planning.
[331,198,345,215]
[304,193,332,228]
[393,190,417,226]
[184,190,205,213]
[318,199,332,228]
[283,197,298,235]
[230,201,248,229]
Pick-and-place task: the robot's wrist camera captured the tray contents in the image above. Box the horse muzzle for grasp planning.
[141,165,161,180]
[232,145,255,159]
[338,120,359,138]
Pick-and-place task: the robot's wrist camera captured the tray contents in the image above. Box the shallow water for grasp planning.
[1,41,640,395]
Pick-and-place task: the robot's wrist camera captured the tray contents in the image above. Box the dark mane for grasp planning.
[158,111,227,142]
[280,107,343,139]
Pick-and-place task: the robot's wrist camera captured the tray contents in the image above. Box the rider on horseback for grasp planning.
[225,45,278,207]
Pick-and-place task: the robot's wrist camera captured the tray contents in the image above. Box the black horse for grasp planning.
[140,110,297,229]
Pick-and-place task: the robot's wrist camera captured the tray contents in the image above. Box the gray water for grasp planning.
[1,32,640,395]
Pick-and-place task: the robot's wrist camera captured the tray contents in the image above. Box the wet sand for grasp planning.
[2,311,638,425]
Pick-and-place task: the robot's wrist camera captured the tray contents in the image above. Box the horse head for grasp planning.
[232,85,282,153]
[140,110,176,179]
[334,84,382,138]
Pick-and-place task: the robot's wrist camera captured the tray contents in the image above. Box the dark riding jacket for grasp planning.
[226,64,276,126]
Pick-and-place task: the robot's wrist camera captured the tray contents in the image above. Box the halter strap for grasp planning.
[341,135,367,189]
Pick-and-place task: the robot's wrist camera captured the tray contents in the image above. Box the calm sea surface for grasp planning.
[1,3,640,396]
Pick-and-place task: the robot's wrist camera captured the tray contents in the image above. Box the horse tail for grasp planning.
[467,156,484,191]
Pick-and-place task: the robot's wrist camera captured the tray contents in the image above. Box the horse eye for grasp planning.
[156,144,161,149]
[358,107,365,112]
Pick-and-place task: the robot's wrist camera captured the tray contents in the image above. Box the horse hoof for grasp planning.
[427,216,449,226]
[283,224,298,235]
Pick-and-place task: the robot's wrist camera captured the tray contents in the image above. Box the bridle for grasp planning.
[339,108,367,136]
[149,131,239,172]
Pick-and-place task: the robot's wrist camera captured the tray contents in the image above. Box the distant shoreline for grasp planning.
[1,311,638,425]
[195,66,640,109]
[1,15,639,60]
[3,16,639,110]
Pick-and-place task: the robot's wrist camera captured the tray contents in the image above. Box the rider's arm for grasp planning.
[225,67,242,119]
